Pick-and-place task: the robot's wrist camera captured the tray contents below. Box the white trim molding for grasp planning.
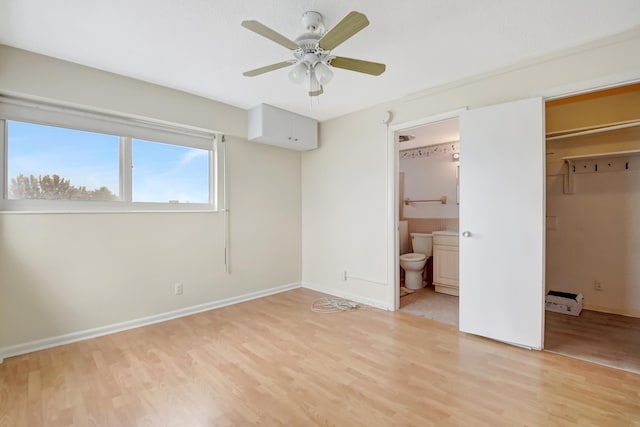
[0,282,301,363]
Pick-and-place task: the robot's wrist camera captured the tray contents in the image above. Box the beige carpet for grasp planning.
[399,285,459,326]
[545,309,640,374]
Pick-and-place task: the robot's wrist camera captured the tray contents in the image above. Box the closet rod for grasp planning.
[546,120,640,141]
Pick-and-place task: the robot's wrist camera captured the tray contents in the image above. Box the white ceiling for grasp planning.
[1,1,639,122]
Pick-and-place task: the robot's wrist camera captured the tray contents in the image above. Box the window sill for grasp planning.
[0,209,217,215]
[0,200,217,214]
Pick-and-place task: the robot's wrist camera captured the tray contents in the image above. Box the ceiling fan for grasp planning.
[241,11,386,97]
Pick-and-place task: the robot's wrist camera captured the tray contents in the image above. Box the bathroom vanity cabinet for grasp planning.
[433,233,459,296]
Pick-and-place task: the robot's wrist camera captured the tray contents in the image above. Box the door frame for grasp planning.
[386,108,467,311]
[384,76,640,344]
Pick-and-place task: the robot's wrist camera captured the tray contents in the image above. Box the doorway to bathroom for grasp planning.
[394,117,461,326]
[388,98,546,350]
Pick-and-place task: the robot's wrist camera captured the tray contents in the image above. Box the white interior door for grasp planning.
[459,97,545,349]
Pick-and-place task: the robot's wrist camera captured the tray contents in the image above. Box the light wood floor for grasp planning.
[545,309,640,374]
[2,288,640,426]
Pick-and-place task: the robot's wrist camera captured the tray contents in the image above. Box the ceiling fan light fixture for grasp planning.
[314,61,333,85]
[242,11,386,98]
[304,69,320,93]
[288,61,308,84]
[309,86,324,97]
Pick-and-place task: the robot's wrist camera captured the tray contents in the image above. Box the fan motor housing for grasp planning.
[294,32,322,51]
[301,11,324,32]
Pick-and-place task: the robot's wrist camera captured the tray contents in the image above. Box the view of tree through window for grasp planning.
[7,121,119,201]
[10,173,117,200]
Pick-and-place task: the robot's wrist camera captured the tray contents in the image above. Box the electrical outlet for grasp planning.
[342,270,348,282]
[593,281,603,291]
[174,282,183,295]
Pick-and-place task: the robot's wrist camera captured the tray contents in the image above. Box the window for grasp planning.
[7,121,120,201]
[0,97,218,212]
[132,139,210,204]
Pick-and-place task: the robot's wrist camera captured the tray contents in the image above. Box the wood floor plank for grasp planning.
[545,309,640,373]
[1,288,640,426]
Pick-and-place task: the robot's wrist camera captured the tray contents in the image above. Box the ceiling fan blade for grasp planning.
[329,56,386,76]
[243,61,293,77]
[241,20,299,50]
[318,11,369,51]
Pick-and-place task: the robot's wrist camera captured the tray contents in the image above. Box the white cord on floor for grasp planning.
[311,297,361,313]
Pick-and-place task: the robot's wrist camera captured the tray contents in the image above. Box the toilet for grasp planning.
[400,233,433,290]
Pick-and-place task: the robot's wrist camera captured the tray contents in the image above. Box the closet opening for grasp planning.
[544,82,640,373]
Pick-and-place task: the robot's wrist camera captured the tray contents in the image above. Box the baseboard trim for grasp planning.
[301,282,390,310]
[583,303,640,318]
[0,282,302,363]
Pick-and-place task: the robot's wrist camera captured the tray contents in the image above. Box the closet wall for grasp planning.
[545,84,640,316]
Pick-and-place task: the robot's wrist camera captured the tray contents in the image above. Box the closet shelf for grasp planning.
[562,149,640,162]
[562,149,640,194]
[546,120,640,141]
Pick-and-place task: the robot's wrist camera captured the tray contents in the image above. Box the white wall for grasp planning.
[302,29,640,309]
[400,148,459,219]
[302,109,389,306]
[0,46,247,139]
[0,46,302,352]
[546,128,640,316]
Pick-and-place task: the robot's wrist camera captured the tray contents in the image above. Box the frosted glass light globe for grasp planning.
[288,62,308,84]
[314,62,333,85]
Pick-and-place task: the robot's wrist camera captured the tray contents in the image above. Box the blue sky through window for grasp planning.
[132,139,209,203]
[8,121,119,194]
[7,121,210,203]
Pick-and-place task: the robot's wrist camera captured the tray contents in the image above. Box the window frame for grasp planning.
[0,97,219,213]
